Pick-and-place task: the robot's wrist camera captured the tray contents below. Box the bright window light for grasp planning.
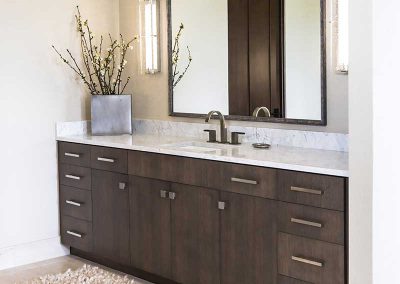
[139,0,160,74]
[336,0,348,73]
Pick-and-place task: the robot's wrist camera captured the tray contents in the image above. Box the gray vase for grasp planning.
[91,95,132,135]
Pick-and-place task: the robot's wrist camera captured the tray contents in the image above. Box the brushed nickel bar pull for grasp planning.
[231,177,258,185]
[291,218,323,228]
[290,186,323,195]
[97,157,115,163]
[65,152,80,158]
[66,231,82,238]
[66,200,82,207]
[291,256,323,267]
[65,174,81,180]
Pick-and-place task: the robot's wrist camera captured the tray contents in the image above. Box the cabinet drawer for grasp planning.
[60,186,92,221]
[128,151,209,187]
[278,202,344,245]
[278,171,345,211]
[278,275,311,284]
[91,146,127,173]
[278,233,345,284]
[208,162,277,199]
[58,142,90,167]
[59,164,91,190]
[61,215,93,252]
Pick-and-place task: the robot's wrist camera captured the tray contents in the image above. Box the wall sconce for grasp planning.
[138,0,161,74]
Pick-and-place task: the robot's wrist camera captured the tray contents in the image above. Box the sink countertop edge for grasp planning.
[56,134,349,178]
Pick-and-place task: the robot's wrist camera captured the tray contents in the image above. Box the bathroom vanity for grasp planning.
[56,133,348,284]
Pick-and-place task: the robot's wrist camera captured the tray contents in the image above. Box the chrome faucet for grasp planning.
[253,106,271,118]
[205,110,228,143]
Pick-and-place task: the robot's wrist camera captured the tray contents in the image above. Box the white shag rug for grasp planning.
[26,264,136,284]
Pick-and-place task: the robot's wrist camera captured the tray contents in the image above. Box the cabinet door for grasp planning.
[130,176,171,279]
[220,191,277,284]
[170,184,220,284]
[92,169,130,265]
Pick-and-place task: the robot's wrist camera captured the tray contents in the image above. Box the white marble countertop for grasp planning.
[56,133,349,177]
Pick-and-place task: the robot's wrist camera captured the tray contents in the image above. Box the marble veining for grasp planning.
[56,120,348,152]
[56,126,349,177]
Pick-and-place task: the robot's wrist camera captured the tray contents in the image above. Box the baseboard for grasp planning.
[0,237,69,271]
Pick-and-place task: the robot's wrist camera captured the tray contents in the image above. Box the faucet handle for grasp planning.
[231,132,245,145]
[204,129,217,143]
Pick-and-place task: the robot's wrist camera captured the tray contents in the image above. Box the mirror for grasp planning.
[168,0,326,125]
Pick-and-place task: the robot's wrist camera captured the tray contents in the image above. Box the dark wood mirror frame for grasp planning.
[167,0,327,126]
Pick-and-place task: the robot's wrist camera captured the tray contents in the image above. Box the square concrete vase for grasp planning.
[91,95,132,135]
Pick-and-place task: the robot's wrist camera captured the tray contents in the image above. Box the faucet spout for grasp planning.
[205,110,228,143]
[253,107,271,118]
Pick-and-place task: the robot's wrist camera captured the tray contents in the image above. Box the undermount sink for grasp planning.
[161,141,236,154]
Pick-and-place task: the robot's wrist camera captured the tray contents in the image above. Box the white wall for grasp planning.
[348,0,373,282]
[0,0,119,270]
[171,0,229,114]
[372,0,400,282]
[285,0,321,120]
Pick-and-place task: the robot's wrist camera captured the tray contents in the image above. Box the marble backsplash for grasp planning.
[56,119,348,152]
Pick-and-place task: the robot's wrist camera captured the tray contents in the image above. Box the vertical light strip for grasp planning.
[139,0,160,74]
[336,0,348,73]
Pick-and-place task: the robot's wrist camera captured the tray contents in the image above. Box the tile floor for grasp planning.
[0,255,152,284]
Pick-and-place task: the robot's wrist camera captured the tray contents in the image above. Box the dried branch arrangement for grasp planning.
[52,6,137,95]
[172,23,192,88]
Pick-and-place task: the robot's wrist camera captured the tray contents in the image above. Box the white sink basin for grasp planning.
[161,141,235,154]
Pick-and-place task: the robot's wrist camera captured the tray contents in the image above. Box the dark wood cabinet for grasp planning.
[129,176,172,279]
[170,184,220,284]
[58,142,347,284]
[220,191,277,284]
[92,169,130,265]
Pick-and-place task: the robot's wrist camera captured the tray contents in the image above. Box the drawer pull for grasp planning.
[290,186,323,195]
[218,201,226,210]
[231,177,258,185]
[291,256,323,267]
[65,152,80,158]
[65,200,82,207]
[66,230,83,238]
[291,218,322,228]
[65,174,81,180]
[97,157,115,163]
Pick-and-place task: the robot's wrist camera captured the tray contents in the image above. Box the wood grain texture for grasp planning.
[58,142,91,167]
[60,186,92,221]
[249,0,271,114]
[128,151,208,187]
[278,275,311,284]
[170,184,220,284]
[228,0,250,116]
[129,151,277,199]
[208,161,278,199]
[91,146,128,174]
[278,233,344,284]
[61,215,92,252]
[59,164,91,190]
[130,176,172,279]
[92,169,130,265]
[270,0,283,117]
[278,170,346,211]
[278,201,345,245]
[220,192,277,284]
